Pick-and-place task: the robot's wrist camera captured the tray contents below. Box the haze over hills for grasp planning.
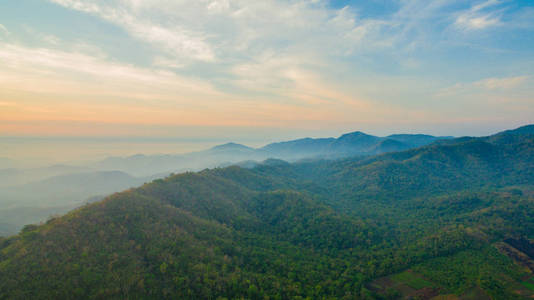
[0,129,450,236]
[91,131,452,177]
[0,171,147,208]
[1,125,533,299]
[0,164,93,188]
[0,171,153,236]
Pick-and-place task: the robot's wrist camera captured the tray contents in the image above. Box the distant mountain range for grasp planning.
[91,131,452,176]
[262,131,450,158]
[1,125,533,299]
[0,130,451,236]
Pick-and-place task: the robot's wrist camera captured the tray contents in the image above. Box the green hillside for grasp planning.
[1,126,534,299]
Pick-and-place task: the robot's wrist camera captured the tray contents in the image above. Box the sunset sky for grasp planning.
[1,0,533,142]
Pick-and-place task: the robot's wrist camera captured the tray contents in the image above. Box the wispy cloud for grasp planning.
[47,0,399,68]
[1,0,530,136]
[454,0,503,30]
[0,24,9,36]
[0,42,224,100]
[44,0,528,82]
[436,75,530,97]
[49,0,215,62]
[475,76,528,90]
[0,41,395,129]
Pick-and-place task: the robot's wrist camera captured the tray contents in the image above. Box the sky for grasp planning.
[0,0,533,149]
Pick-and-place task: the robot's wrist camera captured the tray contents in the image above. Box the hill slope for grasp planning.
[0,171,148,236]
[1,125,533,299]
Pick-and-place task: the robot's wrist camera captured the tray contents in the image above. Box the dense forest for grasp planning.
[1,125,534,299]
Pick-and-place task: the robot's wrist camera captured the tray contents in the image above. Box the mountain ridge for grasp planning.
[1,125,534,299]
[90,130,453,176]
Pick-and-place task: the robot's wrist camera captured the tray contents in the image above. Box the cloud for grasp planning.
[454,0,502,30]
[207,0,230,14]
[46,0,423,113]
[456,14,500,30]
[47,0,397,66]
[436,75,529,97]
[49,0,215,62]
[0,24,9,36]
[41,34,61,45]
[46,0,525,84]
[4,0,528,136]
[0,42,221,105]
[475,76,528,90]
[0,42,391,129]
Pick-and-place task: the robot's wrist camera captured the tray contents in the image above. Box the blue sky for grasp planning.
[0,0,533,141]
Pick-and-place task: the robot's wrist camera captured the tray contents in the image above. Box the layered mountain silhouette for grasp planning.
[0,130,450,236]
[1,125,533,299]
[92,131,451,176]
[263,131,447,158]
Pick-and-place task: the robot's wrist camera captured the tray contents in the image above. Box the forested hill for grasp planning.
[1,125,534,299]
[282,124,534,205]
